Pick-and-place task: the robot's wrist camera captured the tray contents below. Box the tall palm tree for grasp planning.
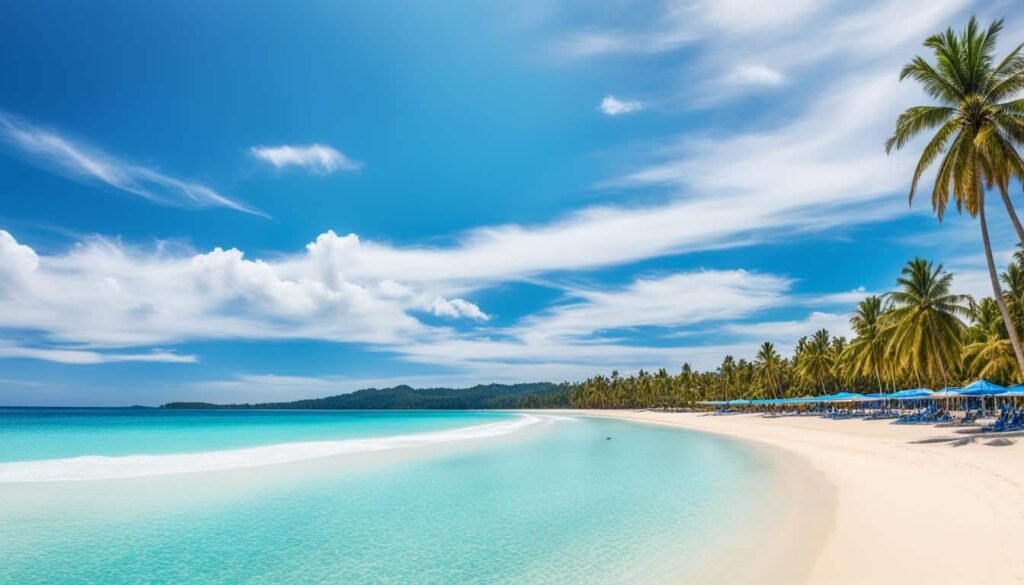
[842,296,889,392]
[885,258,969,387]
[886,16,1024,377]
[753,342,785,398]
[795,329,833,393]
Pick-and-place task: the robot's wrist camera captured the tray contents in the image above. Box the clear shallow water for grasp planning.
[0,408,511,462]
[0,410,779,584]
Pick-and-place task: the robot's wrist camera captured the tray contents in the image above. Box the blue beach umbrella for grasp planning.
[828,392,865,402]
[889,388,935,400]
[1003,385,1024,397]
[957,380,1007,396]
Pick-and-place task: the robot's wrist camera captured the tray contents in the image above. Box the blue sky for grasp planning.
[1,0,1023,405]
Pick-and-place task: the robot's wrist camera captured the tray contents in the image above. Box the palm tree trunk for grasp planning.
[980,193,1024,377]
[932,337,949,388]
[873,362,883,393]
[998,189,1024,248]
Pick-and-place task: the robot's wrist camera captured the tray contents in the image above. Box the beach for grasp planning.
[577,410,1024,585]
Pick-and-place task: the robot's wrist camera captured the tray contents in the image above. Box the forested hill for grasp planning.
[161,382,572,410]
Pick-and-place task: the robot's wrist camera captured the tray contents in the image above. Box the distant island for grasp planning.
[161,382,572,410]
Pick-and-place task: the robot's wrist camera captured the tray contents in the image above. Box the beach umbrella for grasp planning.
[957,380,1006,396]
[828,392,865,402]
[889,388,935,400]
[958,380,1007,414]
[1003,385,1024,397]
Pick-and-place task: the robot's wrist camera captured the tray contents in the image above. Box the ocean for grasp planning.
[0,408,780,584]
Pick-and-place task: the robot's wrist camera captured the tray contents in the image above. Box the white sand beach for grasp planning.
[577,410,1024,585]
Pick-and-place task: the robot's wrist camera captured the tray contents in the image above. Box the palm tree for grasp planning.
[963,297,1019,383]
[886,16,1024,377]
[842,296,889,392]
[1001,260,1024,335]
[795,329,833,393]
[753,342,785,398]
[886,258,969,387]
[717,355,736,401]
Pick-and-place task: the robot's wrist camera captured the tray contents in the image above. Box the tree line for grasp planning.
[163,382,572,410]
[568,255,1024,408]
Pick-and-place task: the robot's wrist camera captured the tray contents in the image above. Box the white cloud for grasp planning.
[0,229,491,356]
[519,270,790,338]
[558,0,821,58]
[0,113,264,216]
[430,298,489,321]
[725,64,785,87]
[599,95,643,116]
[946,247,1017,301]
[0,343,196,365]
[250,144,362,175]
[0,229,38,288]
[811,286,872,306]
[725,311,854,347]
[555,0,972,104]
[0,227,856,378]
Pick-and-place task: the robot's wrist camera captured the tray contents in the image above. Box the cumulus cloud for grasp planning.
[429,298,489,321]
[0,229,493,358]
[599,95,643,116]
[250,144,363,175]
[0,230,38,289]
[0,227,849,376]
[0,113,264,216]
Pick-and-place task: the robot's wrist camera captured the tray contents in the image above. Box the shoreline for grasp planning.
[563,410,1024,585]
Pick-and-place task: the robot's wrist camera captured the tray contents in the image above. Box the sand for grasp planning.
[574,410,1024,585]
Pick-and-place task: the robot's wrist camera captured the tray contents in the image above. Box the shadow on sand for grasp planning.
[911,427,1022,447]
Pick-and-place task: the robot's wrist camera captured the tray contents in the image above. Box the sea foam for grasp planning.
[0,414,545,483]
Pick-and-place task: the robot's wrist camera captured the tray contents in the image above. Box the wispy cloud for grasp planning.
[599,95,643,116]
[0,342,196,365]
[554,0,972,105]
[517,270,790,339]
[725,64,785,87]
[250,144,363,175]
[0,112,265,216]
[725,311,854,345]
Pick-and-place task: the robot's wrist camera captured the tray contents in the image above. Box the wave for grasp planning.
[0,414,546,483]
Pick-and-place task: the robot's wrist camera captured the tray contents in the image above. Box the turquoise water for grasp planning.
[0,409,779,584]
[0,408,509,462]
